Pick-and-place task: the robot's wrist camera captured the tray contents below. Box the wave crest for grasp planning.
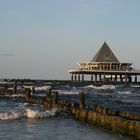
[86,85,116,90]
[0,104,57,121]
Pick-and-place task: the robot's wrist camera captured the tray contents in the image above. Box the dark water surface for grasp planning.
[0,117,134,140]
[0,82,140,140]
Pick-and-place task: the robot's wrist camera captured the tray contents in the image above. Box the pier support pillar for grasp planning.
[71,74,74,81]
[110,75,113,82]
[135,75,137,83]
[103,73,106,83]
[99,74,102,83]
[95,74,97,83]
[82,74,84,81]
[78,74,80,82]
[120,75,123,83]
[74,74,77,81]
[91,75,93,82]
[125,74,127,84]
[115,75,117,83]
[128,76,132,83]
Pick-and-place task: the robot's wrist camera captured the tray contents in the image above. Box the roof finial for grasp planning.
[104,41,107,45]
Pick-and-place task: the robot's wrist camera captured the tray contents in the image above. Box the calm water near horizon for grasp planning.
[0,82,139,140]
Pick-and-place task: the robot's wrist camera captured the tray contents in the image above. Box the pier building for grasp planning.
[68,42,140,84]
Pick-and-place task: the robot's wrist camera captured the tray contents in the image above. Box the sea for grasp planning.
[0,81,139,140]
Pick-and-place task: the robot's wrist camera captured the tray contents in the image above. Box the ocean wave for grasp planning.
[56,90,79,95]
[86,85,116,90]
[25,107,56,119]
[0,110,24,120]
[23,85,51,91]
[1,94,24,98]
[118,91,132,95]
[35,86,51,91]
[130,85,140,88]
[0,104,57,121]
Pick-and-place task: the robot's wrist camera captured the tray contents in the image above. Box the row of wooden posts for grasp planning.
[24,87,140,139]
[1,84,140,139]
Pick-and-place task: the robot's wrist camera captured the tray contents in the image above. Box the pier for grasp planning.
[68,42,140,84]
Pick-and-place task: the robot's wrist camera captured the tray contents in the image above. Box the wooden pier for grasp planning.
[69,42,140,84]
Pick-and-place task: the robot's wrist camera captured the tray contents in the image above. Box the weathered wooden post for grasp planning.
[45,88,51,101]
[125,74,127,84]
[13,84,17,94]
[32,86,35,93]
[52,91,58,107]
[79,92,85,109]
[135,122,140,139]
[24,88,31,102]
[4,84,8,93]
[42,88,52,108]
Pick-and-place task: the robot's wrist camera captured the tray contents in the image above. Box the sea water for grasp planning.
[0,83,139,140]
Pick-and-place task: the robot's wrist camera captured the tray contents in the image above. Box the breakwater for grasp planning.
[24,87,140,139]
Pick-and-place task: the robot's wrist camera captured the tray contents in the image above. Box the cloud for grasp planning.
[3,53,15,57]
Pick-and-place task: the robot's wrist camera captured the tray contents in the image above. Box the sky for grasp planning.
[0,0,140,80]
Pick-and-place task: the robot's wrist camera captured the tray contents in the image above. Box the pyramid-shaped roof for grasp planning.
[92,42,119,62]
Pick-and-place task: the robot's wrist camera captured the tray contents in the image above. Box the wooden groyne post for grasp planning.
[45,89,51,101]
[24,89,140,139]
[52,91,58,107]
[4,84,8,93]
[24,88,31,102]
[79,92,85,109]
[13,85,17,94]
[32,86,35,93]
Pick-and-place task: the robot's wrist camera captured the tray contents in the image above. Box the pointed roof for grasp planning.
[92,42,119,62]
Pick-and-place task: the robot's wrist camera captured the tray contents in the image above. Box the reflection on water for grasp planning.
[0,118,135,140]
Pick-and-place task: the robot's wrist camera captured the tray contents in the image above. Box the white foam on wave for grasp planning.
[0,81,14,84]
[8,86,24,91]
[118,91,132,95]
[3,94,24,98]
[0,104,57,121]
[35,86,51,91]
[44,82,53,85]
[56,90,79,95]
[23,86,33,90]
[11,94,24,98]
[25,108,56,119]
[130,85,140,88]
[23,85,51,91]
[0,111,23,120]
[86,85,116,90]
